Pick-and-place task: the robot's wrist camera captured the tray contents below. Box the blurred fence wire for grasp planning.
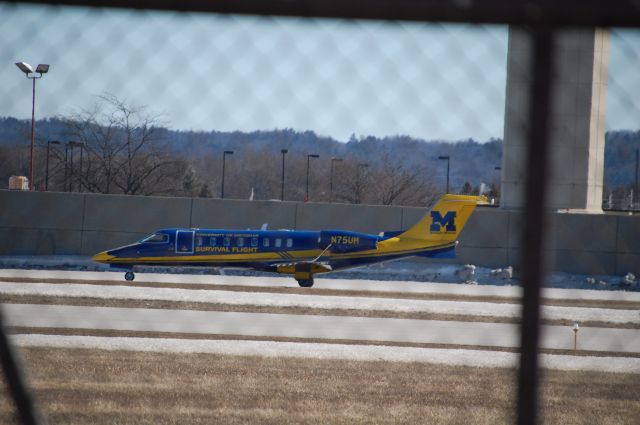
[1,1,640,425]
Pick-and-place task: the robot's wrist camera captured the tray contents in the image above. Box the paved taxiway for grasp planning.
[1,282,637,324]
[1,269,639,301]
[6,304,640,353]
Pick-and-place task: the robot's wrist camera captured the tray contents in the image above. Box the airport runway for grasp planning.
[3,269,640,372]
[5,303,640,353]
[0,281,638,324]
[2,268,640,301]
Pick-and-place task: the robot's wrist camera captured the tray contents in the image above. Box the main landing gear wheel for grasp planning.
[296,278,314,288]
[124,271,135,281]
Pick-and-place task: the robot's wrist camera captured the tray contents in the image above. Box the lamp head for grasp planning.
[224,150,234,155]
[35,64,50,74]
[308,154,319,158]
[281,149,288,154]
[15,62,34,74]
[438,155,450,160]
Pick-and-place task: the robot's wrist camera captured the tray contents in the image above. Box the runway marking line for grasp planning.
[2,294,638,329]
[3,277,639,310]
[10,327,640,359]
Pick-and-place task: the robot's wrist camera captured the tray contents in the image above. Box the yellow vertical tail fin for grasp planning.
[398,194,486,243]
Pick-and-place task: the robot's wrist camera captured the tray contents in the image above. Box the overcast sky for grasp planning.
[1,3,639,142]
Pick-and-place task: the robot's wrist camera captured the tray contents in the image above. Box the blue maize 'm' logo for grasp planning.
[430,211,457,233]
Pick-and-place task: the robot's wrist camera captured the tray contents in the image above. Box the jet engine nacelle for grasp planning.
[318,230,378,253]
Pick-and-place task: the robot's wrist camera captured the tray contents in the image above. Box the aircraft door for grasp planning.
[175,230,195,254]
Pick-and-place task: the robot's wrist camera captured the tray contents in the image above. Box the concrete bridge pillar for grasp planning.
[501,27,609,212]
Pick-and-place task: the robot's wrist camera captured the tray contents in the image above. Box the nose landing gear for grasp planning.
[124,271,135,281]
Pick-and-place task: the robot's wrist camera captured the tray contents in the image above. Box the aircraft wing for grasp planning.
[245,261,332,275]
[274,262,333,275]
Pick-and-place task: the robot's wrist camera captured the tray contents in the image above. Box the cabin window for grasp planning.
[195,236,203,247]
[251,237,259,247]
[141,233,169,243]
[209,237,217,247]
[263,238,270,248]
[223,237,231,247]
[237,237,245,247]
[286,238,293,248]
[275,238,282,248]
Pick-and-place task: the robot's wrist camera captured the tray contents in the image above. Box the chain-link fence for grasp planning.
[1,1,640,425]
[1,4,509,205]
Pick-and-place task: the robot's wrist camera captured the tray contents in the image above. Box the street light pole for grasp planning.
[69,142,76,192]
[280,149,288,201]
[45,140,60,191]
[438,155,450,194]
[76,142,86,192]
[330,157,343,203]
[305,154,320,202]
[15,62,49,190]
[635,148,639,209]
[64,143,69,192]
[493,166,502,205]
[221,150,234,199]
[356,163,369,204]
[30,77,35,188]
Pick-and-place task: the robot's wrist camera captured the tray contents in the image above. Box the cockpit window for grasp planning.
[140,233,169,243]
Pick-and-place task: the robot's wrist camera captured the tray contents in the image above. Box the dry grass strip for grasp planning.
[1,347,638,425]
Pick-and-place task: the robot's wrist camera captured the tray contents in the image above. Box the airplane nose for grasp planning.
[92,251,115,263]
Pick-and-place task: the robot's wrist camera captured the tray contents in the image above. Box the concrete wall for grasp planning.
[456,209,640,275]
[1,190,638,275]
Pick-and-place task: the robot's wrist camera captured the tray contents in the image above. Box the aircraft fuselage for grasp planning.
[94,227,454,271]
[93,194,485,287]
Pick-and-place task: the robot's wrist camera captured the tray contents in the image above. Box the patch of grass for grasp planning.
[1,347,638,424]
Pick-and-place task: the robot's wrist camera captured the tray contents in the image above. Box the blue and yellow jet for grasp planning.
[93,194,486,287]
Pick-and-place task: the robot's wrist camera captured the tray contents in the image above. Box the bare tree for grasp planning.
[333,160,369,204]
[370,153,439,206]
[0,145,28,187]
[375,153,416,205]
[61,94,187,195]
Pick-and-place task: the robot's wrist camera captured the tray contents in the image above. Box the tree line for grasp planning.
[2,95,638,207]
[0,96,502,206]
